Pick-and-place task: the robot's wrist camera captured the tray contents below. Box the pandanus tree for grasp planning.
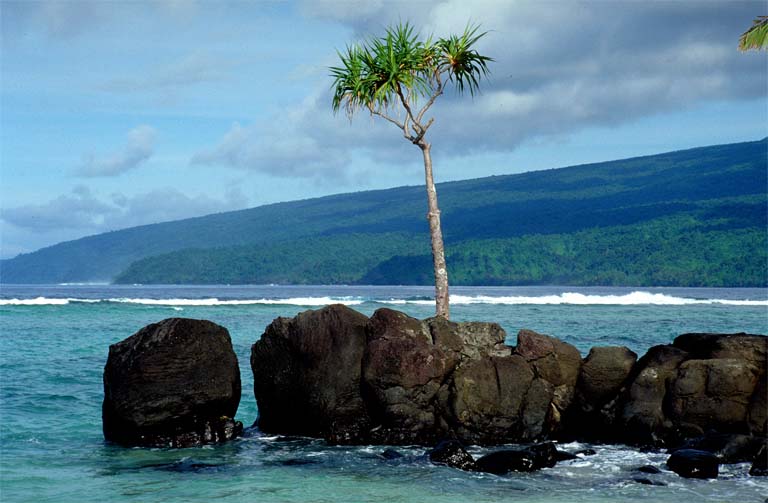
[330,22,492,319]
[738,16,768,51]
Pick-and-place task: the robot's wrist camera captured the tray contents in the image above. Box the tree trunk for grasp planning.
[419,142,450,319]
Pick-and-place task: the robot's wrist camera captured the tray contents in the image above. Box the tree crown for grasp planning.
[738,16,768,51]
[330,22,492,143]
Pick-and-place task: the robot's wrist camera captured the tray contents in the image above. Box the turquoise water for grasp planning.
[1,285,767,502]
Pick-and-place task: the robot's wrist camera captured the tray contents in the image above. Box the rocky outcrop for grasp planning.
[250,307,767,450]
[102,318,242,448]
[251,305,577,445]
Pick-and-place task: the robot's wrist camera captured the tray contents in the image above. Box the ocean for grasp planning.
[1,284,767,502]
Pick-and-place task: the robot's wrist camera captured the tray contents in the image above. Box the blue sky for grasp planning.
[1,0,766,259]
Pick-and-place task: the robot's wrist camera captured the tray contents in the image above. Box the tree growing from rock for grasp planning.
[330,22,492,319]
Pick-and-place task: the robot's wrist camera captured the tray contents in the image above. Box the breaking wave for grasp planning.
[0,297,364,307]
[0,291,765,307]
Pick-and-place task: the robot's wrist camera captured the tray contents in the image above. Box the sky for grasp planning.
[1,0,766,259]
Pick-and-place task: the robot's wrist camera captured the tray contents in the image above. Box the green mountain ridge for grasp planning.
[2,139,766,286]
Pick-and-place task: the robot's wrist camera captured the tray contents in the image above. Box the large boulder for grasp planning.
[668,358,760,433]
[513,329,582,432]
[362,309,466,444]
[448,354,551,444]
[103,318,242,448]
[618,333,767,446]
[666,334,768,438]
[564,346,637,441]
[251,304,370,443]
[619,344,690,445]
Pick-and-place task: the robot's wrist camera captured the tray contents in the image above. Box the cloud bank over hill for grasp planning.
[1,0,765,258]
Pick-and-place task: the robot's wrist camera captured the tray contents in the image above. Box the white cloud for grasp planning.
[1,185,250,256]
[190,89,417,182]
[1,185,117,232]
[77,125,157,177]
[101,52,227,94]
[190,1,765,182]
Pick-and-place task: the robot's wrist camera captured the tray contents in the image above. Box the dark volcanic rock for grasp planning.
[750,444,768,476]
[251,304,370,443]
[362,309,461,444]
[248,305,766,450]
[673,333,767,365]
[748,374,768,436]
[668,358,760,433]
[448,354,545,443]
[428,440,476,471]
[380,448,404,460]
[666,449,720,479]
[514,330,582,428]
[637,465,662,474]
[514,329,582,387]
[619,344,690,446]
[566,346,637,441]
[578,346,638,405]
[619,334,767,447]
[102,318,242,448]
[673,333,767,437]
[475,443,559,474]
[676,433,764,464]
[632,477,666,486]
[554,450,579,461]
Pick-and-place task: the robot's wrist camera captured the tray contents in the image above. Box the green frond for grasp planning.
[330,21,493,117]
[437,23,493,96]
[739,16,768,51]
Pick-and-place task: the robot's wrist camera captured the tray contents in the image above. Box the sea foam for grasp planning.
[0,291,765,307]
[383,291,767,306]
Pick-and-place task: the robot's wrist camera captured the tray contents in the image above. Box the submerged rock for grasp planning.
[427,440,476,471]
[102,318,242,448]
[474,442,559,474]
[666,449,720,479]
[750,444,768,476]
[380,448,404,460]
[675,433,764,464]
[632,477,666,486]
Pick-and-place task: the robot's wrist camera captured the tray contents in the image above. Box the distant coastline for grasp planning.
[2,139,766,286]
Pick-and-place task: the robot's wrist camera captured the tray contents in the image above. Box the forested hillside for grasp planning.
[3,139,766,286]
